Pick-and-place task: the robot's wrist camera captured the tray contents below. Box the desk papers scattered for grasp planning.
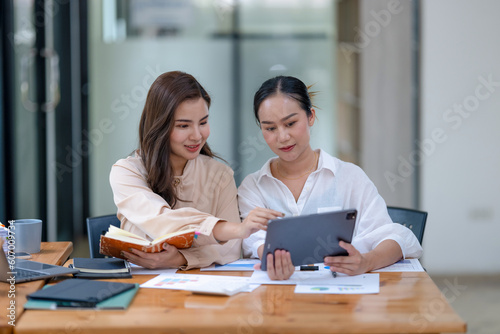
[250,266,334,285]
[137,258,423,295]
[372,258,424,272]
[200,259,260,271]
[250,267,379,294]
[200,258,424,273]
[129,263,178,275]
[294,274,379,294]
[140,273,259,295]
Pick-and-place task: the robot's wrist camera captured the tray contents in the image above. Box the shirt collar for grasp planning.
[256,149,337,184]
[317,149,337,176]
[255,156,275,184]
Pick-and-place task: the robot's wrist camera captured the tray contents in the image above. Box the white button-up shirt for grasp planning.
[238,149,423,260]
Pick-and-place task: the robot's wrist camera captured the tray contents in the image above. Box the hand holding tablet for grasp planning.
[261,209,357,271]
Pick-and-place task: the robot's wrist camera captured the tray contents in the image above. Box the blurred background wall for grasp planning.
[88,0,337,216]
[420,0,500,274]
[1,0,499,275]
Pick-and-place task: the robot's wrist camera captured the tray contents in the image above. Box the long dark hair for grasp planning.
[138,71,216,207]
[253,75,316,124]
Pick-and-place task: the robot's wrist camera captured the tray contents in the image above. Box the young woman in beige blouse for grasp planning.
[110,71,282,270]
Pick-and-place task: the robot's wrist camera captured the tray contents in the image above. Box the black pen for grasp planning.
[331,271,337,278]
[300,265,319,271]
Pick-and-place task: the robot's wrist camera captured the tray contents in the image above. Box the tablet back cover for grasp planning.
[261,209,357,270]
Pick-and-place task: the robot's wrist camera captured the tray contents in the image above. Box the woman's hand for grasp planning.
[254,249,295,280]
[238,207,284,239]
[214,207,284,241]
[323,239,403,276]
[121,243,187,269]
[323,241,371,276]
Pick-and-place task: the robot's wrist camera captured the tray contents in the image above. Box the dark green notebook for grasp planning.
[27,279,136,307]
[24,283,139,310]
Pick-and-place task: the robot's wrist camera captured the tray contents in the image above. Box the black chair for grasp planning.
[387,206,428,245]
[86,214,121,258]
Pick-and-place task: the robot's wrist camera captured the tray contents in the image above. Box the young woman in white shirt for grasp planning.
[110,71,282,270]
[238,76,423,280]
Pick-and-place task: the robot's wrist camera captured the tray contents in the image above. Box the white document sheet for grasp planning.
[294,274,380,294]
[200,259,260,271]
[250,266,379,294]
[372,258,424,272]
[129,263,178,275]
[140,273,258,293]
[250,266,339,285]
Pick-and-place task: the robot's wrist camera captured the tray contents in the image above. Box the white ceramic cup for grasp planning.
[11,219,42,254]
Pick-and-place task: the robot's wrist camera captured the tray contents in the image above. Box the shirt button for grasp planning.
[173,178,180,186]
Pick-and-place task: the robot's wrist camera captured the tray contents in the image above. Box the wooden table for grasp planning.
[0,242,73,334]
[14,263,466,333]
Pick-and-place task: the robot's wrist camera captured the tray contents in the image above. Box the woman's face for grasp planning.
[258,94,315,162]
[169,97,210,174]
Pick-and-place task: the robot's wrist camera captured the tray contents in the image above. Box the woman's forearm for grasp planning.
[365,239,403,272]
[212,221,243,241]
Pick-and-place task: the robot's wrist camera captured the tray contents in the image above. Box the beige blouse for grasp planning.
[109,152,241,270]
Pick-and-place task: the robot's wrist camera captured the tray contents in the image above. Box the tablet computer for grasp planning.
[261,209,357,271]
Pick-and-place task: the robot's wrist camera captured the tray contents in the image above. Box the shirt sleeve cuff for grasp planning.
[177,249,200,270]
[251,240,264,259]
[193,216,223,247]
[197,216,221,235]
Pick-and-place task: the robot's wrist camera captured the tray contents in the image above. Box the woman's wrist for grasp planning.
[363,251,376,273]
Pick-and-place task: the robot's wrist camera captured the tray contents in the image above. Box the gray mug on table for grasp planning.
[11,219,42,254]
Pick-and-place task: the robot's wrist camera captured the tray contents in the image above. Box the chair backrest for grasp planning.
[86,215,121,258]
[387,206,428,245]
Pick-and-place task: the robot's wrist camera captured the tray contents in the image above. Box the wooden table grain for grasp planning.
[0,242,73,334]
[15,265,466,334]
